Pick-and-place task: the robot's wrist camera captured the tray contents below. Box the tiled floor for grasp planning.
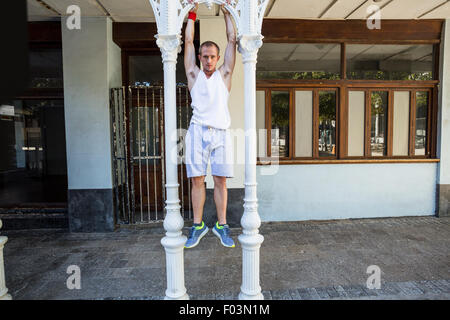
[2,216,450,299]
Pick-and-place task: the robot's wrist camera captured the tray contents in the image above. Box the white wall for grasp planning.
[61,17,122,189]
[199,17,245,189]
[438,19,450,185]
[257,163,437,221]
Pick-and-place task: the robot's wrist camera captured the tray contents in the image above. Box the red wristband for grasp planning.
[188,11,196,21]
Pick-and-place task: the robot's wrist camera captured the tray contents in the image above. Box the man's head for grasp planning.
[198,41,220,73]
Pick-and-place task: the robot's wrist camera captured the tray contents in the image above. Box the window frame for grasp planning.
[256,41,439,165]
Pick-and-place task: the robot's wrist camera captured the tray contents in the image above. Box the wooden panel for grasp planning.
[364,90,370,157]
[256,90,267,158]
[113,22,200,49]
[294,90,313,157]
[257,159,440,165]
[348,91,365,157]
[339,85,348,157]
[132,163,164,211]
[28,21,61,44]
[387,90,394,156]
[261,19,443,44]
[392,91,411,156]
[409,91,416,156]
[312,90,319,158]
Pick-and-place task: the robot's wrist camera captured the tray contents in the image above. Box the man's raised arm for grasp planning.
[184,3,199,83]
[220,4,236,78]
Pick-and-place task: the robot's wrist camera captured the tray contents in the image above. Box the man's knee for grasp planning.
[213,175,227,189]
[191,176,205,188]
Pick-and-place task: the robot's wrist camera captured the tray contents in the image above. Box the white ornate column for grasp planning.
[0,219,12,300]
[237,0,269,300]
[149,0,187,300]
[149,0,267,300]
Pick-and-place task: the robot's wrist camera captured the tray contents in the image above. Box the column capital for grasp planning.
[155,34,182,63]
[238,34,264,63]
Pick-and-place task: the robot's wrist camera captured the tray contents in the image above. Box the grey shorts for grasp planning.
[184,121,234,178]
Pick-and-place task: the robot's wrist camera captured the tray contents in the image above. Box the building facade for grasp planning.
[1,0,449,232]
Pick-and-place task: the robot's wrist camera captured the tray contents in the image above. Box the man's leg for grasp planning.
[191,175,206,224]
[212,175,227,225]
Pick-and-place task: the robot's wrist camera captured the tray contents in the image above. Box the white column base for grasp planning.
[0,235,11,300]
[238,292,264,300]
[238,232,264,300]
[0,293,12,300]
[164,293,189,300]
[161,235,189,300]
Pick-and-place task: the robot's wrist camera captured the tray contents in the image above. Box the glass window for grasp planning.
[131,105,161,162]
[0,100,67,206]
[129,55,187,86]
[415,91,429,155]
[318,90,337,157]
[271,91,290,158]
[29,48,63,88]
[294,90,313,157]
[257,43,341,80]
[370,91,388,156]
[347,44,433,80]
[348,91,365,157]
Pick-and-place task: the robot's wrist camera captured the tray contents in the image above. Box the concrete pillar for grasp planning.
[61,17,122,231]
[437,19,450,217]
[0,219,12,300]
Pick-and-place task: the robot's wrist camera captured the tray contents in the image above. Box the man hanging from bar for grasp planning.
[183,1,236,248]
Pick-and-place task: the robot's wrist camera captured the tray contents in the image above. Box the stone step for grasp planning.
[0,210,68,230]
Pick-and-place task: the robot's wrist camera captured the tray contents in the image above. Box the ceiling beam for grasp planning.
[285,44,300,61]
[318,43,339,60]
[414,53,433,62]
[417,0,449,19]
[92,0,115,22]
[344,0,368,19]
[348,45,374,61]
[265,0,277,17]
[381,46,415,61]
[366,0,395,19]
[34,0,60,16]
[318,0,339,19]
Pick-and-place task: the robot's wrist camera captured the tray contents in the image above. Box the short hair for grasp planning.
[198,41,220,56]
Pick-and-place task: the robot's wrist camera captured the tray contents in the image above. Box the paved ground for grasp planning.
[2,216,450,300]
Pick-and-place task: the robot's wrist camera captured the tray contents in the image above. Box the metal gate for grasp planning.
[110,85,193,224]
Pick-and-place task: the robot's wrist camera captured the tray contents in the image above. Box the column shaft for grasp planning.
[158,37,189,300]
[239,58,264,300]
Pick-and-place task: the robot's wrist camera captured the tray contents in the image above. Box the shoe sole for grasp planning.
[212,227,235,248]
[184,227,209,249]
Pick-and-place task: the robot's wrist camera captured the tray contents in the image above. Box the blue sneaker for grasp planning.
[184,221,209,249]
[212,221,235,248]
